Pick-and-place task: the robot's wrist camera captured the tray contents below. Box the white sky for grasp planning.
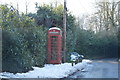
[0,0,97,16]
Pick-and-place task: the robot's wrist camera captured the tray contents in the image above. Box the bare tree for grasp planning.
[94,1,118,32]
[25,0,29,15]
[83,1,118,34]
[118,1,120,27]
[16,2,19,14]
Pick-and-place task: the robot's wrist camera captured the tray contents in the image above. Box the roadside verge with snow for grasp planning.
[0,59,92,78]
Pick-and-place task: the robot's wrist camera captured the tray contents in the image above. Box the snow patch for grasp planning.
[82,59,92,64]
[0,60,90,78]
[49,27,61,30]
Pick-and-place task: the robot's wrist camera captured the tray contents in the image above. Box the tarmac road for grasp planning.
[68,58,119,78]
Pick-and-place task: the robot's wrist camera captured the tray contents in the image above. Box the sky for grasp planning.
[0,0,97,16]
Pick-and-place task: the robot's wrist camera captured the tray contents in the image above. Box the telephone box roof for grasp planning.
[49,27,61,31]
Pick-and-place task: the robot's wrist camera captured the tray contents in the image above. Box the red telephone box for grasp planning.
[47,27,62,64]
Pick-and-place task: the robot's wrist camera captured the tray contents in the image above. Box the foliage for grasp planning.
[67,27,118,59]
[2,27,33,73]
[28,4,76,30]
[1,5,47,73]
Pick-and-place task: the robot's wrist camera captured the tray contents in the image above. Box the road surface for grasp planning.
[68,59,119,78]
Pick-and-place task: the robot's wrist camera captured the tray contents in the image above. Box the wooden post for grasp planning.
[0,7,2,72]
[63,0,67,63]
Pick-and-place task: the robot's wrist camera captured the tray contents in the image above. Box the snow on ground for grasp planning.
[82,59,92,64]
[0,59,91,78]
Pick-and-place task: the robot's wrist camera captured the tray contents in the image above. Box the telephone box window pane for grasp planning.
[50,36,58,60]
